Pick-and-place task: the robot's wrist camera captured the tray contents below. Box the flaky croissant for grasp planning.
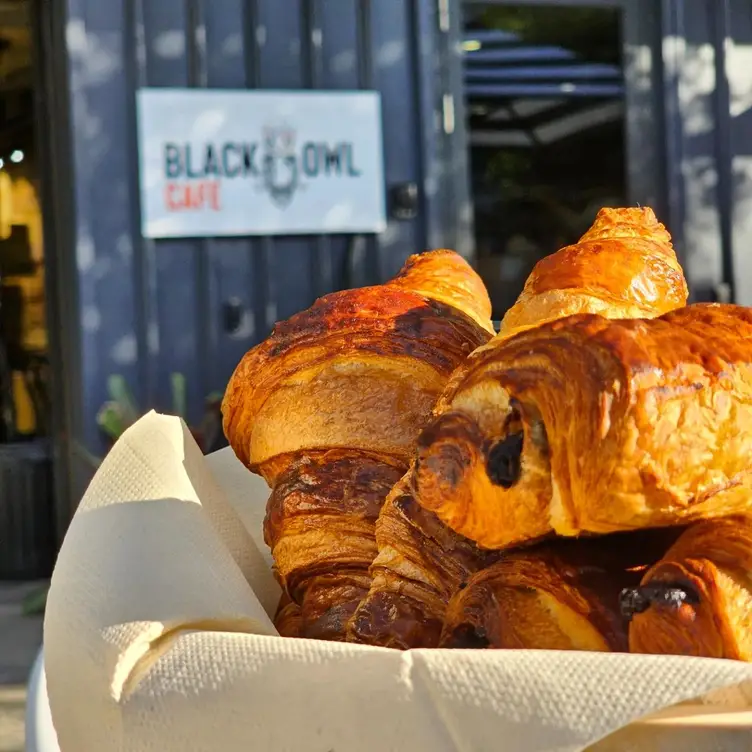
[623,516,752,661]
[497,206,687,339]
[441,530,680,652]
[222,250,493,640]
[415,303,752,550]
[348,467,498,648]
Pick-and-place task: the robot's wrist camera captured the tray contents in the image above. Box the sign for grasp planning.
[136,88,387,238]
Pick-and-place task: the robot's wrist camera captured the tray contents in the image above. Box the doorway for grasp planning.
[0,0,59,579]
[462,1,627,319]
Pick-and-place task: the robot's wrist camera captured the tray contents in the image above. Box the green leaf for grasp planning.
[22,585,49,616]
[96,402,128,439]
[107,374,140,424]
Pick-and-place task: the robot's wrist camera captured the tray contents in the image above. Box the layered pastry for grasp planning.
[497,205,687,339]
[274,593,303,638]
[623,515,752,661]
[415,303,752,550]
[348,467,498,648]
[222,250,493,640]
[349,207,689,648]
[441,530,681,651]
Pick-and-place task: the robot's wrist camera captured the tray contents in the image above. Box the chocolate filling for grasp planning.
[619,582,700,621]
[485,398,549,489]
[486,433,524,488]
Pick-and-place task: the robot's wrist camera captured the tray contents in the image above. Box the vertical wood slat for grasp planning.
[726,0,752,306]
[256,0,314,324]
[305,0,334,300]
[140,0,206,423]
[201,0,259,390]
[73,0,142,449]
[128,0,159,412]
[367,0,422,280]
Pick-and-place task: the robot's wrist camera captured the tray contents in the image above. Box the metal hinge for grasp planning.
[438,0,450,32]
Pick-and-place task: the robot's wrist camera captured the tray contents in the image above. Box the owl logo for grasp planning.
[261,126,299,208]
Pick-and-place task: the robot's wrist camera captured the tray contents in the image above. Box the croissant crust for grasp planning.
[415,303,752,549]
[223,285,489,474]
[498,206,688,339]
[348,469,497,649]
[441,530,681,651]
[626,515,752,660]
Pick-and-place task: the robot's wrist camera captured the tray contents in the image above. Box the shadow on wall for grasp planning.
[659,6,752,306]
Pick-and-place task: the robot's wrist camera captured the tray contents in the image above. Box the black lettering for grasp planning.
[302,143,319,177]
[205,144,220,177]
[222,143,241,178]
[242,144,259,176]
[345,143,361,177]
[323,144,342,175]
[186,144,202,179]
[164,143,182,179]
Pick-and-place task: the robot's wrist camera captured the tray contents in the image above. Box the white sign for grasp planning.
[136,88,387,238]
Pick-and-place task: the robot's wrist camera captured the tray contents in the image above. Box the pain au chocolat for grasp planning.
[415,303,752,550]
[624,515,752,661]
[222,250,493,640]
[441,530,680,652]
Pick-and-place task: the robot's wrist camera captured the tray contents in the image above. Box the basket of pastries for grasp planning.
[45,207,752,751]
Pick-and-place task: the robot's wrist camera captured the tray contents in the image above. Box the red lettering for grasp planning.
[209,181,221,211]
[164,182,182,211]
[163,180,222,212]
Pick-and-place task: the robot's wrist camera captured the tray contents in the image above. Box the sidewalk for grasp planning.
[0,582,46,752]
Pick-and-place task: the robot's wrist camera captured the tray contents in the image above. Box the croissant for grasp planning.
[222,250,493,640]
[623,516,752,660]
[441,530,681,651]
[415,303,752,550]
[497,206,687,340]
[348,467,498,648]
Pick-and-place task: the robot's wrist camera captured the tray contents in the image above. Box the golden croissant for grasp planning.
[624,516,752,661]
[415,303,752,550]
[441,530,680,651]
[498,206,687,339]
[222,250,493,640]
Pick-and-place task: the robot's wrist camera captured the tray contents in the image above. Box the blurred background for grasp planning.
[0,1,750,745]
